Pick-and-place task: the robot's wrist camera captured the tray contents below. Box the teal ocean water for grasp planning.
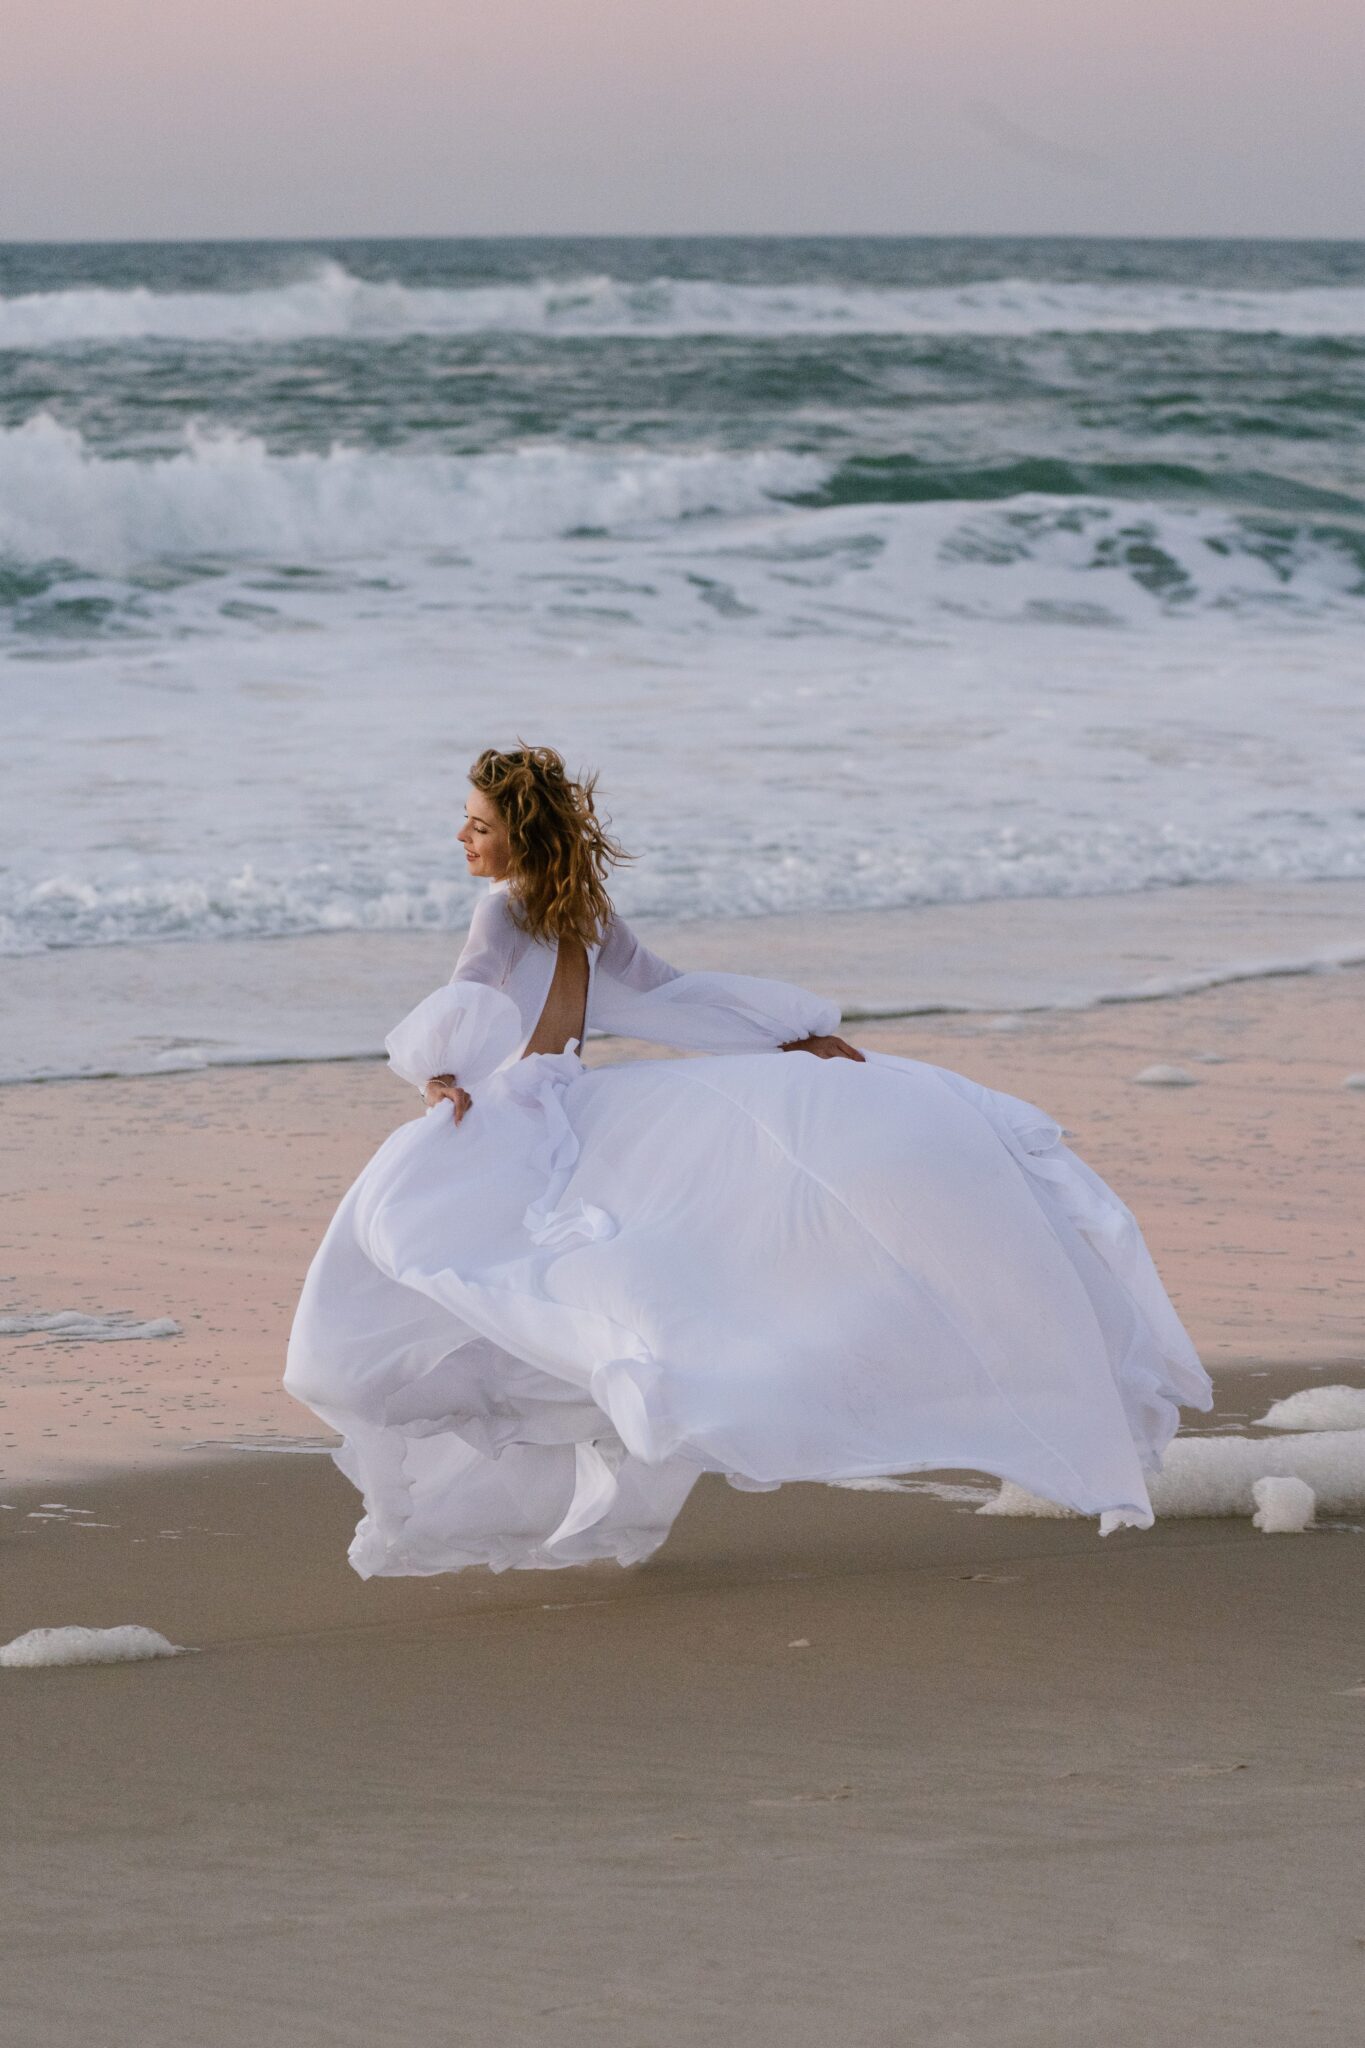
[2,235,1363,962]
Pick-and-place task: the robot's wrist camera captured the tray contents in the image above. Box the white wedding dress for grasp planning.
[285,884,1212,1575]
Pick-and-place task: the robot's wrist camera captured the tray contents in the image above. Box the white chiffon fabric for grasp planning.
[284,885,1212,1575]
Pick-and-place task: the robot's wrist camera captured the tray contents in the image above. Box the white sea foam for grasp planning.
[3,600,1364,960]
[3,420,1362,625]
[1251,1476,1316,1533]
[979,1429,1365,1521]
[0,1310,182,1342]
[1257,1385,1365,1432]
[0,1625,184,1668]
[2,417,1363,975]
[186,1438,338,1454]
[979,1483,1075,1520]
[0,414,827,574]
[830,1476,916,1492]
[7,263,1365,347]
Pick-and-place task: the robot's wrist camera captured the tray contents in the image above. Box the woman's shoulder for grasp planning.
[450,882,527,985]
[470,881,519,933]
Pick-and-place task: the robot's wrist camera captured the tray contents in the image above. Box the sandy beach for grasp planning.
[2,957,1363,2044]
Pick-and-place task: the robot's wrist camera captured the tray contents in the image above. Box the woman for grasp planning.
[285,745,1211,1576]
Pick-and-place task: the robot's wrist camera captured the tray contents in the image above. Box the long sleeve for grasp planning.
[589,913,841,1054]
[446,886,516,990]
[594,914,684,995]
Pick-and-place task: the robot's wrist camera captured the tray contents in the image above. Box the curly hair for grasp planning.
[468,744,631,947]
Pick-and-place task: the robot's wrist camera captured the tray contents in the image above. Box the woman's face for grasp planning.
[458,786,513,880]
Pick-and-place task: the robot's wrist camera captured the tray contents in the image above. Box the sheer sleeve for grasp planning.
[446,887,515,990]
[384,890,523,1098]
[589,913,841,1054]
[594,913,685,995]
[385,980,524,1096]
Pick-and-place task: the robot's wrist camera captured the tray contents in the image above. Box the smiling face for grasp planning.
[457,785,513,881]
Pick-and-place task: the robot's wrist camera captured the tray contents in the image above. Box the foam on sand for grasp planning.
[0,1309,181,1343]
[831,1476,995,1503]
[1133,1064,1197,1087]
[1257,1385,1365,1432]
[1252,1477,1316,1533]
[0,1625,184,1669]
[979,1429,1365,1522]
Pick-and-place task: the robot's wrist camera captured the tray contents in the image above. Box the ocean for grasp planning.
[3,235,1364,1073]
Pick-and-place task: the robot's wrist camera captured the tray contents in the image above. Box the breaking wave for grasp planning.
[0,414,830,573]
[1,416,1361,628]
[7,262,1365,347]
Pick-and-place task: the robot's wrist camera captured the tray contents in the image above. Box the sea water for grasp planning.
[2,236,1363,1072]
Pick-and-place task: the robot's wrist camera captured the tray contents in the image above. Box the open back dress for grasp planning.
[284,882,1212,1575]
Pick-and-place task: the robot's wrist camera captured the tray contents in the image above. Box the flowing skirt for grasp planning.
[284,1044,1212,1575]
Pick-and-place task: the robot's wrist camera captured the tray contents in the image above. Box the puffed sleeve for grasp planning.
[590,913,841,1054]
[384,981,524,1095]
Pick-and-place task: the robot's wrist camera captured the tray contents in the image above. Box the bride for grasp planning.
[285,745,1211,1576]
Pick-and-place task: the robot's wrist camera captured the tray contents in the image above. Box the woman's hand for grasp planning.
[424,1073,474,1122]
[779,1034,865,1063]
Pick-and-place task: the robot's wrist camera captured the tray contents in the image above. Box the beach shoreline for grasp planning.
[4,874,1365,1084]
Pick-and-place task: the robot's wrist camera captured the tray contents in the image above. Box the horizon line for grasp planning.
[2,228,1364,250]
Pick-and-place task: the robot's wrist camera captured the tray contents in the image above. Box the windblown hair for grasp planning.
[469,744,631,947]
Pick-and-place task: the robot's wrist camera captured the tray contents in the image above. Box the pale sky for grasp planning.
[3,0,1363,241]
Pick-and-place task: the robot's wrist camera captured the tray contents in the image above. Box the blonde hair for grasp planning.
[469,744,630,947]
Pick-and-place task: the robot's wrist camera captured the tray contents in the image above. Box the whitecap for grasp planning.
[0,413,829,577]
[7,262,1365,348]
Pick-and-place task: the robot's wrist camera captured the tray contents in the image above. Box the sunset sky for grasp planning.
[3,0,1363,241]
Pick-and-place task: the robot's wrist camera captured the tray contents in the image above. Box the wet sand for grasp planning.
[2,963,1364,2044]
[4,1445,1364,2048]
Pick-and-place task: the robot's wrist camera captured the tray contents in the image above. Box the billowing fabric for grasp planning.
[284,889,1212,1575]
